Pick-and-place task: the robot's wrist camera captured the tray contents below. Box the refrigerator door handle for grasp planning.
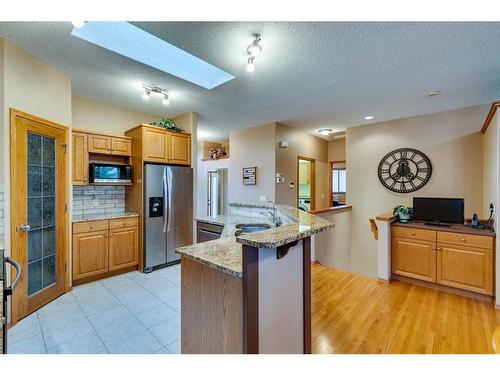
[162,167,168,233]
[5,257,22,296]
[167,167,173,232]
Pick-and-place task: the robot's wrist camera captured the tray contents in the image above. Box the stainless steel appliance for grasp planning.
[1,251,22,354]
[207,169,228,217]
[196,221,224,243]
[144,164,193,272]
[89,162,132,184]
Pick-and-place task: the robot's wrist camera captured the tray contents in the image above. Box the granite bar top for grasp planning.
[176,205,335,277]
[72,211,139,223]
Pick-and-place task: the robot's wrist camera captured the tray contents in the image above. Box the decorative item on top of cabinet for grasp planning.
[72,217,139,285]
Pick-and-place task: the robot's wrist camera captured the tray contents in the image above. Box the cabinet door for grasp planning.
[437,243,493,295]
[143,128,168,162]
[72,231,108,280]
[109,227,138,271]
[88,134,111,154]
[392,237,436,282]
[168,132,191,165]
[111,137,132,156]
[72,132,89,185]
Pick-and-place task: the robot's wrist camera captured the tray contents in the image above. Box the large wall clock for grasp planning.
[377,148,432,193]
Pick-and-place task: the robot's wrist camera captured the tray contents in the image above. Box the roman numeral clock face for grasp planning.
[377,148,432,193]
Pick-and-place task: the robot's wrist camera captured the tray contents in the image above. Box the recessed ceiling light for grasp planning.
[364,115,374,120]
[427,91,440,97]
[71,22,235,90]
[72,21,86,29]
[318,129,333,136]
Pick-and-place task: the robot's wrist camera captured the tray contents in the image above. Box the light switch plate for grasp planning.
[259,195,267,202]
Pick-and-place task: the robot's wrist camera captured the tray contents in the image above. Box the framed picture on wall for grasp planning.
[243,166,257,185]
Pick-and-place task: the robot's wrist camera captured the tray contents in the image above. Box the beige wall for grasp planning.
[72,96,160,134]
[275,123,329,210]
[228,123,276,204]
[482,112,498,220]
[347,105,487,277]
[328,138,346,161]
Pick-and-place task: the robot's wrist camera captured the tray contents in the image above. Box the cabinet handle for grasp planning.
[432,246,436,250]
[90,224,94,229]
[437,246,441,251]
[460,237,465,242]
[83,178,88,182]
[410,232,415,236]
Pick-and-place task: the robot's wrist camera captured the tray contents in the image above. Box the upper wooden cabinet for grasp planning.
[72,129,132,185]
[88,133,131,156]
[72,131,89,185]
[126,124,192,165]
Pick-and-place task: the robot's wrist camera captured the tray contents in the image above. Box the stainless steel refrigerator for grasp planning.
[144,164,193,272]
[207,168,228,217]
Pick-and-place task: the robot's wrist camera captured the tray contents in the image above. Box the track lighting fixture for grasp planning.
[141,84,171,105]
[246,34,262,72]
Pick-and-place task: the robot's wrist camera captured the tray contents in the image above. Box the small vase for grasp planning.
[399,213,410,223]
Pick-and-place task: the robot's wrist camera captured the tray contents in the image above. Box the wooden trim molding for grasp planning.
[311,205,352,215]
[480,101,500,134]
[242,244,259,354]
[376,212,398,221]
[302,237,312,354]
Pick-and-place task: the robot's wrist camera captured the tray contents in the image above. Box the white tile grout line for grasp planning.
[35,311,48,354]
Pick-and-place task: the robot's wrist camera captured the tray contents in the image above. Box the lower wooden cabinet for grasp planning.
[109,227,138,271]
[392,237,436,283]
[72,217,139,284]
[392,225,495,296]
[437,243,493,296]
[72,230,109,280]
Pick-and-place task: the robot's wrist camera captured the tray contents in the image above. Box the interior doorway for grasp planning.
[10,109,70,325]
[297,156,316,212]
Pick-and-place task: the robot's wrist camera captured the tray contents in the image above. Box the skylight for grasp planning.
[71,22,235,90]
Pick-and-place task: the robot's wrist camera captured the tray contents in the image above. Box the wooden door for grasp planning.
[392,237,436,282]
[108,227,138,271]
[111,137,131,156]
[437,243,493,295]
[72,131,88,185]
[168,132,191,165]
[143,128,168,162]
[10,109,69,324]
[72,231,109,280]
[88,134,111,154]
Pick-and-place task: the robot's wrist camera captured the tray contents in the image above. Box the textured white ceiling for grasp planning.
[0,22,499,140]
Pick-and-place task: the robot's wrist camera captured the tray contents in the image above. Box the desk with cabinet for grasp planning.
[391,221,495,297]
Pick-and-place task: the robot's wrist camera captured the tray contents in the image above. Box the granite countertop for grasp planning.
[176,205,335,277]
[72,211,139,223]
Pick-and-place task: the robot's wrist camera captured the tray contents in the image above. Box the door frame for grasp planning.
[9,108,70,325]
[296,156,316,212]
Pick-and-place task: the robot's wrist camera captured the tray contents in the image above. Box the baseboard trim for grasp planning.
[72,265,138,287]
[377,277,391,284]
[391,274,495,304]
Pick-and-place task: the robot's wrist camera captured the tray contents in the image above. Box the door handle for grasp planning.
[18,224,31,232]
[162,167,168,233]
[5,257,22,296]
[166,167,172,232]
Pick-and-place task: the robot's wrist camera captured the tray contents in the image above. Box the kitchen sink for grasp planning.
[234,223,271,236]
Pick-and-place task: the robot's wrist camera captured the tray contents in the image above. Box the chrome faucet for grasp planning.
[260,200,282,227]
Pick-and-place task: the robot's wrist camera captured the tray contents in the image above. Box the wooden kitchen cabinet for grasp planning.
[88,133,112,154]
[168,132,191,165]
[109,227,138,271]
[392,237,437,282]
[111,137,132,156]
[143,127,168,162]
[391,223,495,296]
[72,131,89,185]
[437,243,493,295]
[72,217,139,285]
[72,230,109,280]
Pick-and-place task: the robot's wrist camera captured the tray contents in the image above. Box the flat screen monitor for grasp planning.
[412,197,464,224]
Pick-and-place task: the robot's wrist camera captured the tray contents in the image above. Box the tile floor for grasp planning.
[7,264,181,354]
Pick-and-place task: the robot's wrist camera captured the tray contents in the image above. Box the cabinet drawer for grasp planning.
[109,217,139,229]
[73,220,108,234]
[437,231,493,249]
[392,226,436,241]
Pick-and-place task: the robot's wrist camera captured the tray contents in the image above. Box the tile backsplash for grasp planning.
[73,185,126,217]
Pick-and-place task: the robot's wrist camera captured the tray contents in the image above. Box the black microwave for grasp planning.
[89,163,132,184]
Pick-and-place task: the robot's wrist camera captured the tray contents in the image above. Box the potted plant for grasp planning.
[393,205,413,223]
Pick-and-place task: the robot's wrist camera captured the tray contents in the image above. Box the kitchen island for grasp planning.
[176,204,335,354]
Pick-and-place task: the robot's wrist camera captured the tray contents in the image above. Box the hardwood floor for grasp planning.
[311,263,500,354]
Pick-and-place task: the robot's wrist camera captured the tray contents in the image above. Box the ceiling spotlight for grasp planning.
[72,21,86,29]
[318,129,333,136]
[247,57,256,73]
[247,34,262,57]
[364,115,374,120]
[162,94,170,105]
[427,91,440,97]
[142,88,151,100]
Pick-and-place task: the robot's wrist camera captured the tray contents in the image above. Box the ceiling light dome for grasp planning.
[72,21,86,29]
[318,129,333,136]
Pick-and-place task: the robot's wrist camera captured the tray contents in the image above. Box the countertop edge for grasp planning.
[72,212,140,223]
[175,251,243,278]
